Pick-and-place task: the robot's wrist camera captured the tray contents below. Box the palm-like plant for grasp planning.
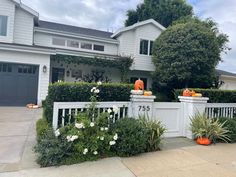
[190,113,230,143]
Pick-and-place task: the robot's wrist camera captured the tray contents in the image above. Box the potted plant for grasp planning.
[190,113,230,145]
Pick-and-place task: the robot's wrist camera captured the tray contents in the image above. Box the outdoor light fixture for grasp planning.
[43,65,47,73]
[66,70,70,77]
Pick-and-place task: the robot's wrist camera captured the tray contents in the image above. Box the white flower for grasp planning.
[71,135,78,141]
[97,81,102,85]
[110,115,113,118]
[107,108,112,114]
[109,140,116,146]
[83,148,88,155]
[112,105,119,114]
[105,127,108,131]
[66,135,72,142]
[54,129,60,137]
[113,133,118,140]
[90,122,95,127]
[94,89,100,94]
[75,123,84,129]
[93,151,98,155]
[90,87,97,93]
[100,136,104,141]
[100,127,104,131]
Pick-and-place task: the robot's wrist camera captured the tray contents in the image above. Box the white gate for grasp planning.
[153,102,183,137]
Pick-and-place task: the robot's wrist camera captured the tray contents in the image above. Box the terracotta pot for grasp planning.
[196,137,211,145]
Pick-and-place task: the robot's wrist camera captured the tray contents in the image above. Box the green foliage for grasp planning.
[51,55,133,82]
[174,89,236,103]
[43,82,133,123]
[139,116,166,151]
[110,118,149,157]
[218,118,236,143]
[34,128,73,167]
[190,113,230,143]
[152,18,229,89]
[125,0,193,28]
[36,118,49,141]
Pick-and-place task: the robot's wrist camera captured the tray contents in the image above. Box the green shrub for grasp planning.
[34,128,73,167]
[218,117,236,143]
[36,118,49,141]
[190,113,230,143]
[43,82,133,123]
[111,118,149,157]
[139,116,166,151]
[174,89,236,103]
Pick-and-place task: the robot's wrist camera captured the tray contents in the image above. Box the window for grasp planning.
[139,39,149,55]
[130,77,147,90]
[0,15,8,36]
[149,41,154,55]
[81,42,92,50]
[67,40,79,48]
[0,63,12,73]
[52,38,66,46]
[18,65,37,74]
[94,44,104,51]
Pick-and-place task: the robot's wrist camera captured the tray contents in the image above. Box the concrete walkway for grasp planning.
[0,107,41,172]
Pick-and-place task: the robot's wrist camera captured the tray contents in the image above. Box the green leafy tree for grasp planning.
[152,18,230,89]
[125,0,193,27]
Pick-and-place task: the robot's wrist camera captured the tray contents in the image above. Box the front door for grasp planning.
[52,68,65,83]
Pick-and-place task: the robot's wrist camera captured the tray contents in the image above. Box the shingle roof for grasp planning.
[217,69,236,77]
[37,20,113,39]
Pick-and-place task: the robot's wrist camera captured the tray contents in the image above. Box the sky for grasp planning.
[21,0,236,73]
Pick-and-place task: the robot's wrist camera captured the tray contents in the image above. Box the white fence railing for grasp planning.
[205,103,236,119]
[53,102,130,130]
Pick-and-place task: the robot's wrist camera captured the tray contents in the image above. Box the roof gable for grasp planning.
[11,0,39,17]
[111,19,166,38]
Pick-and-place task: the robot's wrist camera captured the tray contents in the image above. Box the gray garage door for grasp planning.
[0,62,39,106]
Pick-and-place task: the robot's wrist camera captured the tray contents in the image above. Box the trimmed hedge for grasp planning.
[36,118,49,141]
[43,82,133,123]
[174,89,236,103]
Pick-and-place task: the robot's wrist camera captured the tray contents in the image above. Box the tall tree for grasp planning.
[125,0,193,27]
[152,18,229,89]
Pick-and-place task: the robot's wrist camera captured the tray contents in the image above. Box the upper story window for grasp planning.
[140,39,154,56]
[67,40,79,48]
[52,38,65,46]
[149,41,154,55]
[0,15,8,36]
[94,44,104,51]
[140,39,149,55]
[81,42,92,50]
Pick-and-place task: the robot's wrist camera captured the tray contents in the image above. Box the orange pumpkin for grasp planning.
[183,89,191,96]
[134,79,144,91]
[144,91,152,96]
[196,137,211,145]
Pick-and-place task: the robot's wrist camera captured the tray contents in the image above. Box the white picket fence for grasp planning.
[52,96,236,138]
[205,103,236,119]
[53,102,130,130]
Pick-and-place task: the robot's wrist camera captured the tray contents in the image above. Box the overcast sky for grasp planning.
[22,0,236,73]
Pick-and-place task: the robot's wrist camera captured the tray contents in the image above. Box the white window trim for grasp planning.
[139,39,154,56]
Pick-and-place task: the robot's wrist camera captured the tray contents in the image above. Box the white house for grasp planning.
[217,69,236,90]
[0,0,166,106]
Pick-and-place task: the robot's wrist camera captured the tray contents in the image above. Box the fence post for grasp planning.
[53,102,59,130]
[178,96,209,139]
[129,95,156,119]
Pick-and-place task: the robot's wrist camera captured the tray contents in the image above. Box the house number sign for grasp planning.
[138,105,150,112]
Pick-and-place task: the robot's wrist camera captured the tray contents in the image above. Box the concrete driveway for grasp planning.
[0,107,42,172]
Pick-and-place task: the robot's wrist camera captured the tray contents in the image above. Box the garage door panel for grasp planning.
[0,62,39,106]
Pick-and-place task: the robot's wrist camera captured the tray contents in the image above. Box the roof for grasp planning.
[217,69,236,78]
[111,19,166,38]
[11,0,39,17]
[37,20,114,39]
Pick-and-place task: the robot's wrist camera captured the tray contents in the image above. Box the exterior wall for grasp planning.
[0,0,15,43]
[13,7,34,45]
[0,50,50,104]
[34,32,118,56]
[50,59,121,83]
[133,24,161,71]
[117,30,135,57]
[219,76,236,90]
